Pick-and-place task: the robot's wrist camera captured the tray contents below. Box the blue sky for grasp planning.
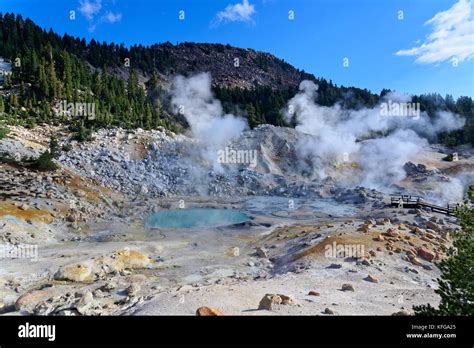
[1,0,473,98]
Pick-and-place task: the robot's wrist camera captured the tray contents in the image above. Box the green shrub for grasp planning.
[0,127,10,140]
[34,151,57,171]
[24,118,37,129]
[442,154,454,161]
[73,125,93,142]
[61,143,72,152]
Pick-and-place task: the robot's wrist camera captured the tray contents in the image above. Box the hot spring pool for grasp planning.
[145,208,251,229]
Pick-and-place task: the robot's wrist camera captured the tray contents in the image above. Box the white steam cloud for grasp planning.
[170,73,248,171]
[284,80,467,199]
[168,75,468,202]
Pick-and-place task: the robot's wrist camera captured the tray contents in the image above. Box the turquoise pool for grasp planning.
[145,208,250,229]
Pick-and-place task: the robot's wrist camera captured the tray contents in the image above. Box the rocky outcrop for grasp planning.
[145,42,309,90]
[403,162,428,176]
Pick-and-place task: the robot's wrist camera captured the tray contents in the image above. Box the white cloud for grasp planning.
[78,0,122,32]
[213,0,256,26]
[103,11,122,23]
[396,0,474,65]
[78,0,102,20]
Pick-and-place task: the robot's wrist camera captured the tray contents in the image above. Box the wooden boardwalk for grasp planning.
[390,194,461,216]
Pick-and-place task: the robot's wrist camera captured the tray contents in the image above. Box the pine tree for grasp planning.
[246,103,258,129]
[60,51,73,99]
[127,69,139,99]
[49,135,60,158]
[46,61,59,99]
[8,93,18,108]
[38,64,49,98]
[147,69,159,90]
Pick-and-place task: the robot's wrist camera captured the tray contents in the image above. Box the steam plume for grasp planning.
[284,80,467,200]
[170,73,248,171]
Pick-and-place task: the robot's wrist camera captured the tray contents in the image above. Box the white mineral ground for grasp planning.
[0,125,473,315]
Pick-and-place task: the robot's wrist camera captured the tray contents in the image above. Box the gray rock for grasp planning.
[255,247,269,258]
[258,294,282,310]
[327,263,342,269]
[125,283,141,296]
[341,283,355,291]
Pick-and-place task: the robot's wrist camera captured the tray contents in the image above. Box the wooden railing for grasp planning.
[390,194,460,216]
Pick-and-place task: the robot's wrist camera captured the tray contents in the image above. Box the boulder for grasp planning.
[255,247,269,258]
[308,291,320,296]
[426,221,440,232]
[196,306,225,316]
[101,282,117,292]
[327,263,342,269]
[403,162,427,176]
[323,307,335,315]
[100,249,152,272]
[417,248,435,262]
[375,234,385,242]
[125,283,141,296]
[257,293,293,310]
[279,294,294,305]
[15,288,53,312]
[76,291,94,315]
[365,274,379,283]
[258,294,282,310]
[385,228,399,238]
[341,283,355,291]
[54,264,92,282]
[229,247,240,257]
[425,232,436,239]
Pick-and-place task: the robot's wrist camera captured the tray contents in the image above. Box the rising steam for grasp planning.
[170,73,248,171]
[284,80,468,201]
[168,74,469,202]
